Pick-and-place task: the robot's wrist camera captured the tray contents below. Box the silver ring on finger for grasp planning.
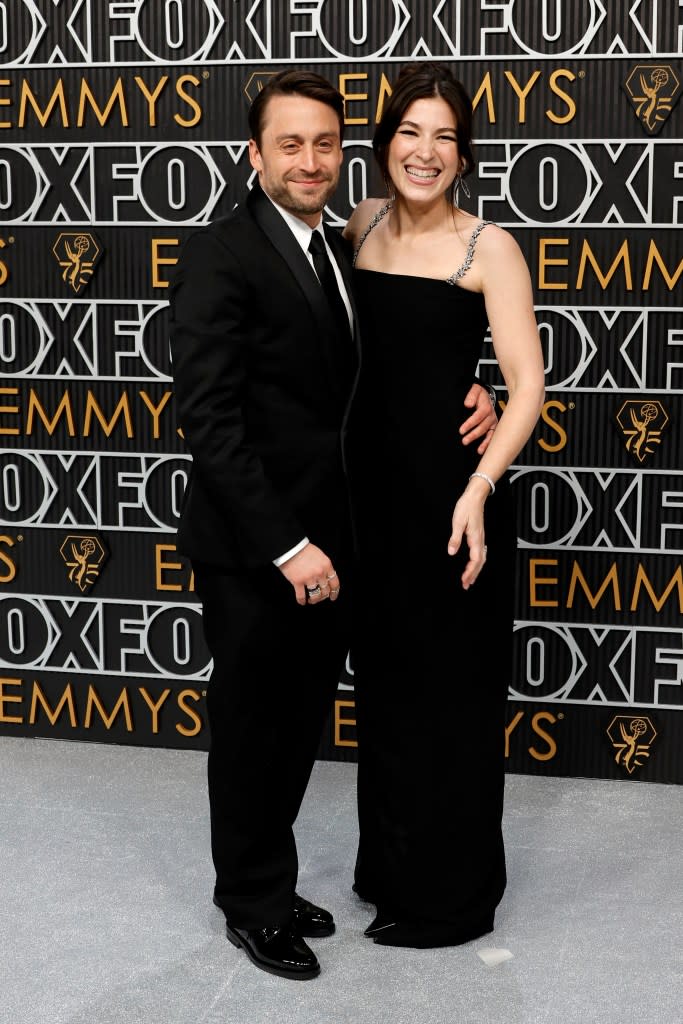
[306,585,321,598]
[327,570,338,579]
[330,586,340,595]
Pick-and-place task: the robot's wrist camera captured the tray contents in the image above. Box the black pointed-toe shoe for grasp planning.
[293,894,335,937]
[224,921,320,980]
[363,911,398,937]
[371,916,494,949]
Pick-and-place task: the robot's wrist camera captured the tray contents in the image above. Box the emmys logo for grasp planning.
[59,534,108,593]
[623,65,682,135]
[52,232,102,294]
[607,716,657,775]
[244,71,278,103]
[615,400,668,463]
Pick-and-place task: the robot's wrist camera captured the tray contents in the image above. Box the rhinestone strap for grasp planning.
[352,202,392,266]
[446,220,493,285]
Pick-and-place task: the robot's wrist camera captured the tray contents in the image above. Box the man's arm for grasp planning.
[169,229,305,565]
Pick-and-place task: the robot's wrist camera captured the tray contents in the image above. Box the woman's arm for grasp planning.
[448,226,545,587]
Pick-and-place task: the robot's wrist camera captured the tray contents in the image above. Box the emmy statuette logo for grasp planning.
[615,400,669,464]
[606,716,657,775]
[244,71,278,103]
[52,232,103,295]
[60,535,108,593]
[623,65,682,134]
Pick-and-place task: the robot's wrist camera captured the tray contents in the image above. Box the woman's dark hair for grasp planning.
[248,70,345,146]
[373,63,475,191]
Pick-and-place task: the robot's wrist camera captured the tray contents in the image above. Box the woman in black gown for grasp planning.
[344,64,545,949]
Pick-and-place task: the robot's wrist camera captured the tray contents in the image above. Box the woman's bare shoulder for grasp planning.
[475,221,533,292]
[476,221,522,258]
[343,197,389,243]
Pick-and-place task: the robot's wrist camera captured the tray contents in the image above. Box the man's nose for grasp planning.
[299,144,319,171]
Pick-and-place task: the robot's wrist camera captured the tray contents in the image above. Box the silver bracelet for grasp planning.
[469,471,496,495]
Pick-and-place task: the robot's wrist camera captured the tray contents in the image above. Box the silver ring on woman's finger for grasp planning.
[306,585,321,597]
[330,586,340,595]
[483,546,488,557]
[327,571,338,579]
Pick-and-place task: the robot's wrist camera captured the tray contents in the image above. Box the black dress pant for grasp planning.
[193,561,350,930]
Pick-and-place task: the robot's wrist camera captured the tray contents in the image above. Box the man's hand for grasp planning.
[278,543,340,606]
[460,383,498,454]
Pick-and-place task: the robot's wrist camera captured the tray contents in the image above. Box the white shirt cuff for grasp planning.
[273,537,309,567]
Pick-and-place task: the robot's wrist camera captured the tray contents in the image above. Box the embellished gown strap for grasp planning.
[352,202,392,266]
[446,220,493,285]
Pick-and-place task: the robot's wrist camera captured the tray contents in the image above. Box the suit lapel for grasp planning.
[247,185,354,401]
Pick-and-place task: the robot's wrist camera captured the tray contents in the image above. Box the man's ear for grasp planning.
[248,138,262,173]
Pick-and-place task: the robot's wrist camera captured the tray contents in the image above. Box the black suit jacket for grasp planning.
[169,184,359,570]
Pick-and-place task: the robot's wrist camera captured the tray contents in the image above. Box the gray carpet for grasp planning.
[1,736,681,1024]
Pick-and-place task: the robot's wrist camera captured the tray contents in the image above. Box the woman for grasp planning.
[344,63,545,949]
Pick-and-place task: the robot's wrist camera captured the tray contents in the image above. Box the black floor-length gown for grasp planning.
[348,218,514,947]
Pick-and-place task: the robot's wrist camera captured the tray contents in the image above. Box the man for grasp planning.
[169,70,496,980]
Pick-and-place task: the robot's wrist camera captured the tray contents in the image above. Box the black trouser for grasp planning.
[193,561,350,930]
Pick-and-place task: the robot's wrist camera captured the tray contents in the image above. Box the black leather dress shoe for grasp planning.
[213,893,335,938]
[224,922,320,980]
[293,894,335,937]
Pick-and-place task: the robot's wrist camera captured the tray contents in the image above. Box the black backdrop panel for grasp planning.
[0,1,681,783]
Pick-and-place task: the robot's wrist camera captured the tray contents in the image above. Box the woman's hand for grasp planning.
[447,478,490,589]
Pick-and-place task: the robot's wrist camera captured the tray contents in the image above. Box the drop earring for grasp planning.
[452,172,471,206]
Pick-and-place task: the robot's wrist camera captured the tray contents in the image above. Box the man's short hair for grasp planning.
[248,70,345,146]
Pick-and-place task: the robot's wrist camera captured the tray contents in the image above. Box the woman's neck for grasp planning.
[388,195,455,239]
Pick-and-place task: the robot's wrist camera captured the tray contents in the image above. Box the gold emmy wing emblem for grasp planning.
[52,232,102,295]
[60,535,108,594]
[606,716,657,775]
[623,64,682,134]
[244,71,278,103]
[615,400,669,463]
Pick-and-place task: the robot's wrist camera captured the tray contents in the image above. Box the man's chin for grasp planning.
[281,183,336,216]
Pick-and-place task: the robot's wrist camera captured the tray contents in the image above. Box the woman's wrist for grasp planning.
[468,471,495,495]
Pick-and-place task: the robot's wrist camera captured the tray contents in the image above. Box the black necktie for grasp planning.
[308,231,351,340]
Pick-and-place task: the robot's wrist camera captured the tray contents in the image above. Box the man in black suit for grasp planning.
[169,70,496,980]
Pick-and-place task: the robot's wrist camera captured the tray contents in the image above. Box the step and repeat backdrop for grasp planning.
[0,1,681,782]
